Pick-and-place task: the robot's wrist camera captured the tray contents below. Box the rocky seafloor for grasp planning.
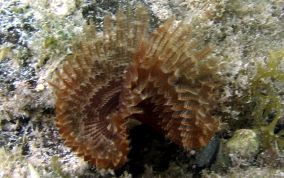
[0,0,284,177]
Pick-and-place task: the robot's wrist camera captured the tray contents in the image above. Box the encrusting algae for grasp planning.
[48,4,221,169]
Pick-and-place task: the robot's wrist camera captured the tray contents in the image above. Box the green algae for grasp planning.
[250,47,284,150]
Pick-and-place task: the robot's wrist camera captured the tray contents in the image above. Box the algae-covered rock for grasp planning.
[226,129,260,160]
[213,141,230,173]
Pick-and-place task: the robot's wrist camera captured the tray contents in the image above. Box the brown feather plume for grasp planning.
[48,5,147,169]
[120,18,220,149]
[49,4,220,169]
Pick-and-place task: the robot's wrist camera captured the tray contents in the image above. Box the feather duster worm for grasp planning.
[49,5,220,169]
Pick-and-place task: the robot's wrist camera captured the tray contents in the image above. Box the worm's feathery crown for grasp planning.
[48,5,147,169]
[120,19,220,149]
[49,4,220,169]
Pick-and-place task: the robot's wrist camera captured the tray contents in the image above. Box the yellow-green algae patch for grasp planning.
[250,47,284,150]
